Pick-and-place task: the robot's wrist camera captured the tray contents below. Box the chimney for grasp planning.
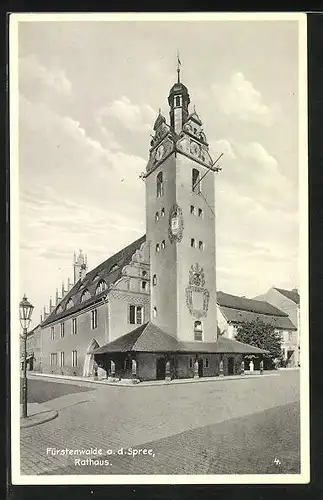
[49,297,54,312]
[40,313,43,323]
[56,288,59,305]
[292,287,299,294]
[61,281,65,298]
[44,306,48,319]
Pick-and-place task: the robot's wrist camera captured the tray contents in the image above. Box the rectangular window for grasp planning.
[72,350,78,367]
[198,208,203,218]
[190,238,196,248]
[205,358,209,368]
[60,323,65,338]
[72,318,77,335]
[50,327,55,340]
[194,330,203,341]
[189,358,193,368]
[129,305,143,325]
[50,353,57,366]
[59,351,65,367]
[141,281,147,291]
[91,309,98,329]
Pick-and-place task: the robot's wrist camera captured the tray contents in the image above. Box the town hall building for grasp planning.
[36,67,272,381]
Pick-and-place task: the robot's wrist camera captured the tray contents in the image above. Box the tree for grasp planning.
[235,318,283,368]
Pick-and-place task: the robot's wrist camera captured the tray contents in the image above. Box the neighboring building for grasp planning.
[38,66,266,381]
[41,237,150,377]
[254,287,300,366]
[217,291,298,367]
[20,324,42,371]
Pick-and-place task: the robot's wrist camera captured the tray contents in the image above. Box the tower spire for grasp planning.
[177,51,181,84]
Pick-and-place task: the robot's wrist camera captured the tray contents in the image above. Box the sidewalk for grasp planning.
[28,370,279,388]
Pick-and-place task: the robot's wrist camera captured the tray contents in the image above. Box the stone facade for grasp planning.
[20,325,42,371]
[254,287,300,367]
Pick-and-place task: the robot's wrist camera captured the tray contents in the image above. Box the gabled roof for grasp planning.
[188,110,202,126]
[274,287,300,305]
[91,322,267,355]
[219,306,297,331]
[42,235,146,326]
[217,291,297,331]
[217,291,287,316]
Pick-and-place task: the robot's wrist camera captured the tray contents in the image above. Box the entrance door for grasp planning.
[156,358,166,380]
[228,357,234,375]
[198,359,203,378]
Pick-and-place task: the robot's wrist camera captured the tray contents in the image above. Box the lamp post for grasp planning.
[19,294,34,418]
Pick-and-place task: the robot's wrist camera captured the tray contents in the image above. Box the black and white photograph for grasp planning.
[10,13,309,484]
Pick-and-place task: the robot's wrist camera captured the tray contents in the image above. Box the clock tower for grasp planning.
[145,67,220,343]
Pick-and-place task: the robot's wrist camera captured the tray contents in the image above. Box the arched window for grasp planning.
[156,172,164,198]
[81,290,91,303]
[153,307,157,318]
[66,298,74,310]
[175,96,181,107]
[156,243,160,253]
[152,274,157,286]
[161,240,165,250]
[142,270,147,277]
[155,212,159,222]
[141,281,147,291]
[194,320,203,341]
[161,208,165,217]
[192,168,201,194]
[95,280,107,295]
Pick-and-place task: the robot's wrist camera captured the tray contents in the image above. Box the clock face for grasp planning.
[155,144,164,161]
[190,141,200,156]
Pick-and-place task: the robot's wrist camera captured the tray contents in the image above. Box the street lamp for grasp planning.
[19,294,34,418]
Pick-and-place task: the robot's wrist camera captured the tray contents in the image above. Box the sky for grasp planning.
[16,17,301,327]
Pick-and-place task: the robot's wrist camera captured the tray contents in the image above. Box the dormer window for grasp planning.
[95,280,107,295]
[161,240,165,250]
[81,290,91,303]
[156,172,164,198]
[156,243,160,253]
[66,299,74,310]
[110,264,119,273]
[155,212,159,222]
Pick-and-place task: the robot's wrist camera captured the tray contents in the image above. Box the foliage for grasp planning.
[235,318,282,363]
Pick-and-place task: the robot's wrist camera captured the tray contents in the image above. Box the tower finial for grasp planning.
[177,51,181,84]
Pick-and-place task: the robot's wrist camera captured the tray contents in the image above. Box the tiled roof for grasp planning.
[91,322,267,355]
[219,306,297,331]
[217,291,287,316]
[42,235,146,326]
[274,287,300,305]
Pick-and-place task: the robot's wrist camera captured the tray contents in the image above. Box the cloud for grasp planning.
[211,72,273,125]
[212,138,297,212]
[98,96,156,133]
[19,54,72,102]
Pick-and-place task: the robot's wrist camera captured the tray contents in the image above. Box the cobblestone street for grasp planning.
[19,370,300,476]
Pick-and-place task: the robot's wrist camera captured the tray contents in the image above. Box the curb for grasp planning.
[28,371,280,388]
[20,409,58,428]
